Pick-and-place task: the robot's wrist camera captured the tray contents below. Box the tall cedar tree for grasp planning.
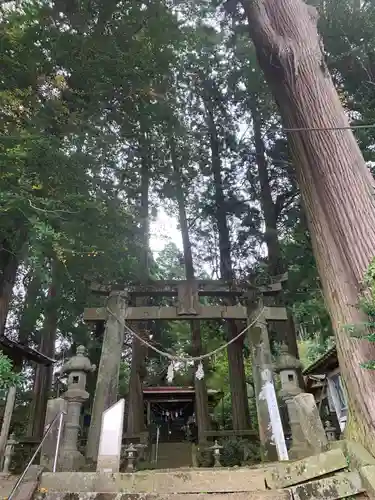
[172,138,211,441]
[241,0,375,451]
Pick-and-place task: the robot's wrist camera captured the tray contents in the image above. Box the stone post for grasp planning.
[3,433,17,473]
[274,343,307,459]
[0,386,17,462]
[59,346,95,471]
[40,398,67,470]
[247,307,288,462]
[293,392,329,455]
[86,291,127,462]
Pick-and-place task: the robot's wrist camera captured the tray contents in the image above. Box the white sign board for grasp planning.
[97,398,125,473]
[259,369,289,461]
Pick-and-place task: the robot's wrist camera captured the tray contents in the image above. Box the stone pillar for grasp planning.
[275,343,307,459]
[86,291,127,462]
[59,346,95,471]
[247,308,288,462]
[3,433,17,473]
[40,397,67,470]
[293,392,329,455]
[0,386,16,462]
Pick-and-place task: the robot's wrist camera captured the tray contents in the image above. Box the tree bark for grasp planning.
[251,100,282,276]
[242,0,375,452]
[0,230,27,337]
[172,138,211,442]
[18,270,42,344]
[205,99,250,430]
[126,139,150,435]
[27,260,59,438]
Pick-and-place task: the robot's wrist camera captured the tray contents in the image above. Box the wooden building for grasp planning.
[143,386,221,442]
[303,346,348,434]
[0,336,55,369]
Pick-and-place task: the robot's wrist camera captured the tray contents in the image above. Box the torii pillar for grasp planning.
[247,303,288,462]
[86,291,127,462]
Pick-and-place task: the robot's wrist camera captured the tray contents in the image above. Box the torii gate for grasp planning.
[83,278,289,462]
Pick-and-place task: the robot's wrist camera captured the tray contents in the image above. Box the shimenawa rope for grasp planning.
[106,306,265,364]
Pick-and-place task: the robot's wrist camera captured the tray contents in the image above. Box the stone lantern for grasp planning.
[274,343,306,459]
[275,344,303,401]
[324,420,336,442]
[59,346,96,471]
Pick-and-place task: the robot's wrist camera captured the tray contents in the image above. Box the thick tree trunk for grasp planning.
[206,105,250,430]
[251,100,281,276]
[172,140,211,442]
[127,144,150,435]
[251,99,301,369]
[27,261,59,438]
[0,231,27,336]
[20,271,43,435]
[18,271,42,344]
[127,314,147,434]
[0,254,19,337]
[242,0,375,452]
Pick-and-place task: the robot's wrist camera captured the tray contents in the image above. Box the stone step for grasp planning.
[155,458,192,466]
[154,442,192,451]
[0,466,43,500]
[40,468,270,494]
[38,491,291,500]
[159,441,191,448]
[153,442,193,468]
[0,473,19,498]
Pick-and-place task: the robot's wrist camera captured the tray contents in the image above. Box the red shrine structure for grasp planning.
[142,386,222,442]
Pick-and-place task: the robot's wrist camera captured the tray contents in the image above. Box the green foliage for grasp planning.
[220,437,261,467]
[362,258,375,317]
[358,258,375,369]
[0,351,23,397]
[197,436,261,467]
[298,335,335,369]
[118,362,131,397]
[155,243,185,280]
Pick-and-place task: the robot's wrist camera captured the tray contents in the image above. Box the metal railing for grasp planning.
[8,411,66,500]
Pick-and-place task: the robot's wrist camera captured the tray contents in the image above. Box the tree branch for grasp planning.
[275,189,299,218]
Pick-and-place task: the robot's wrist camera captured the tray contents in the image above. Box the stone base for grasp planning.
[59,448,85,472]
[40,468,270,494]
[40,398,67,471]
[288,442,312,460]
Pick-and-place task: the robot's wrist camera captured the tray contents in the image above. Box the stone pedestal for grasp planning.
[86,291,127,462]
[293,392,328,456]
[40,398,67,471]
[247,308,288,462]
[59,346,95,471]
[59,400,86,471]
[284,400,309,459]
[275,343,307,459]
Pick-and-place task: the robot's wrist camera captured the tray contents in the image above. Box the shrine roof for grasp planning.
[0,336,55,366]
[303,345,337,375]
